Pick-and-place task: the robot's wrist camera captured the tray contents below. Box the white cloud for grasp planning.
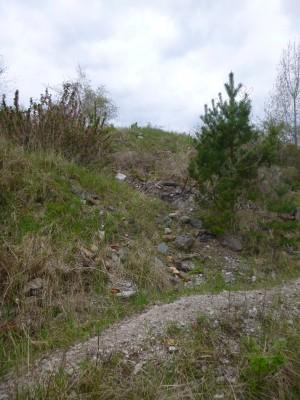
[0,0,299,131]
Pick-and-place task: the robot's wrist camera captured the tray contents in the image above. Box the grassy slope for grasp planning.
[114,125,193,153]
[0,127,198,378]
[112,125,194,181]
[1,127,300,399]
[0,135,173,376]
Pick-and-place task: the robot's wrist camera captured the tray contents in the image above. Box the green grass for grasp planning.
[114,125,193,154]
[0,296,147,377]
[1,137,168,247]
[1,131,300,391]
[0,137,171,376]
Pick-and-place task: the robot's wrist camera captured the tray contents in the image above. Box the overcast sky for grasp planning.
[0,0,299,132]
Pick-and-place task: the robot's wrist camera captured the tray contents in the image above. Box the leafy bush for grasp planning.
[0,76,116,165]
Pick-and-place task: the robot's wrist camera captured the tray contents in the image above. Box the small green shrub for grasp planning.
[202,209,234,235]
[267,197,296,213]
[244,338,287,396]
[244,229,267,254]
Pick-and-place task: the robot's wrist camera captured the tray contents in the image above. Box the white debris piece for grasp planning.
[116,172,127,181]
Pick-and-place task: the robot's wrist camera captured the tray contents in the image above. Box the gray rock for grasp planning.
[295,208,300,221]
[23,278,46,297]
[164,227,172,235]
[198,231,215,242]
[161,181,179,187]
[221,235,243,252]
[177,260,195,272]
[157,243,169,255]
[189,218,203,229]
[163,216,172,227]
[174,235,195,251]
[113,280,137,299]
[116,289,136,299]
[168,212,179,219]
[180,215,190,224]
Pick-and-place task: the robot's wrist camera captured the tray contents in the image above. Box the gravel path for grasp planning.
[1,278,300,399]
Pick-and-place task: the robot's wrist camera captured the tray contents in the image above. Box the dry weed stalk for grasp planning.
[0,84,114,165]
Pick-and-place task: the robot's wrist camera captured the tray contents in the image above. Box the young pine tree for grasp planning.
[189,72,258,209]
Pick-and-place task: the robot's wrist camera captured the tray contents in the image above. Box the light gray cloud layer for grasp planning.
[0,0,299,131]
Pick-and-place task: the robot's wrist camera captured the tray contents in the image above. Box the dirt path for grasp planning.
[1,278,300,399]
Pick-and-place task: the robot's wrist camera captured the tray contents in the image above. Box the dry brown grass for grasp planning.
[154,148,195,183]
[112,150,157,179]
[112,148,194,183]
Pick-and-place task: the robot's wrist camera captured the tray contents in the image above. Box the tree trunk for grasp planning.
[293,96,298,146]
